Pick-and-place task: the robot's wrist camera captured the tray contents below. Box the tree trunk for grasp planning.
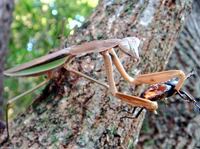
[0,0,14,129]
[3,0,192,148]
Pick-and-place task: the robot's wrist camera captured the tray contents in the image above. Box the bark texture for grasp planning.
[3,0,192,148]
[0,0,14,122]
[138,0,200,148]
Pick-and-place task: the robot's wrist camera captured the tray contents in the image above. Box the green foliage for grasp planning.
[4,0,98,118]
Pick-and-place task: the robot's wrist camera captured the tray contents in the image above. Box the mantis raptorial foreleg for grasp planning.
[109,48,135,82]
[109,49,186,92]
[132,70,186,91]
[101,50,158,112]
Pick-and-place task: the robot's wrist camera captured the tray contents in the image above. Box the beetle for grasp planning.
[132,71,200,118]
[1,37,188,144]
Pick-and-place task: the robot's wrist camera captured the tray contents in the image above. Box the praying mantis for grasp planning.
[1,37,190,144]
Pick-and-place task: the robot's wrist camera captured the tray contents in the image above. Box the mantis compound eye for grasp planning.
[118,37,141,62]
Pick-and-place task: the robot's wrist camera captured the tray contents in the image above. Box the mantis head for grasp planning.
[118,37,141,62]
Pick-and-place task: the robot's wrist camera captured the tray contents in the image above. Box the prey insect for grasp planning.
[2,37,188,144]
[132,71,200,118]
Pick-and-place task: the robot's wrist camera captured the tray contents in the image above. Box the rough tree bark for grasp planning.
[0,0,14,127]
[3,0,192,148]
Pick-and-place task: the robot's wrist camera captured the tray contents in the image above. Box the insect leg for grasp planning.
[120,107,144,120]
[65,68,109,88]
[5,79,49,142]
[101,50,158,112]
[109,48,135,83]
[63,58,109,88]
[109,49,186,91]
[132,70,186,91]
[134,108,144,118]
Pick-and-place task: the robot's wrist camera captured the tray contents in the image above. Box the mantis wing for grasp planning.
[4,48,69,76]
[4,56,69,77]
[4,39,121,77]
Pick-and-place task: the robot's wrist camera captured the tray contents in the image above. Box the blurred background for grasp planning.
[3,0,200,148]
[4,0,98,118]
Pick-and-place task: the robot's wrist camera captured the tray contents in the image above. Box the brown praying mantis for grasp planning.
[1,37,189,144]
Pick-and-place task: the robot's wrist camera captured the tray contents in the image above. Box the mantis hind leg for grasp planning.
[4,79,49,144]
